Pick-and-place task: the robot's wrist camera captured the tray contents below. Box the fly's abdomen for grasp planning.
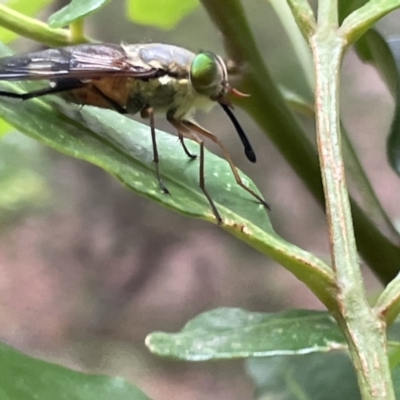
[60,76,133,112]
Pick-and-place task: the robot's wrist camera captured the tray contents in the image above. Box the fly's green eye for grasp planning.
[190,52,225,98]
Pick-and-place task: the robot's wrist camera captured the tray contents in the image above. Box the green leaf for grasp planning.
[0,0,53,43]
[247,353,361,400]
[0,44,337,312]
[48,0,111,28]
[0,341,151,399]
[126,0,199,30]
[0,79,272,230]
[146,308,346,360]
[0,93,338,311]
[340,0,400,46]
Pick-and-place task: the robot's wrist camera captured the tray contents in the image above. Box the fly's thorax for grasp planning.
[125,74,215,119]
[123,43,195,78]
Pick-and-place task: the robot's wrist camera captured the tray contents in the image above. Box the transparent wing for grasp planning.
[0,43,161,81]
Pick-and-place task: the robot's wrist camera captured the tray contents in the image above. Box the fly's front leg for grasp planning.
[140,106,169,194]
[178,131,197,160]
[167,112,197,160]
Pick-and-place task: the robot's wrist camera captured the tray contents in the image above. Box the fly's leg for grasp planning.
[178,131,197,160]
[71,93,168,195]
[183,120,271,212]
[88,87,177,195]
[141,106,169,194]
[0,79,86,100]
[168,116,223,225]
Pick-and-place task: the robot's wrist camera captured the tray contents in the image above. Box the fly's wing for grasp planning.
[0,43,163,81]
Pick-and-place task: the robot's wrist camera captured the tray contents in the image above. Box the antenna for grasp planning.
[220,103,256,163]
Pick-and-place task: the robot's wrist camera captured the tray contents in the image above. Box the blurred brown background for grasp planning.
[1,1,400,399]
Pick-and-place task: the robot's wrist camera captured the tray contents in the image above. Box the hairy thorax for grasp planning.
[61,74,215,120]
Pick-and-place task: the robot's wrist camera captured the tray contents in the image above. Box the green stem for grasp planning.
[69,19,85,43]
[311,2,394,397]
[340,0,400,45]
[286,0,316,38]
[317,0,338,26]
[0,4,70,47]
[375,271,400,325]
[286,2,399,245]
[284,2,400,248]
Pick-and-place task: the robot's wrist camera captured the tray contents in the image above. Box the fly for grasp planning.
[0,43,270,224]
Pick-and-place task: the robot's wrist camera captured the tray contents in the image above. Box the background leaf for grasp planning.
[247,352,361,400]
[48,0,111,28]
[0,341,151,400]
[247,350,400,400]
[338,0,368,24]
[126,0,199,30]
[146,308,346,360]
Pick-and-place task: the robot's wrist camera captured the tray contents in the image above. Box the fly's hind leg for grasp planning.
[183,120,270,212]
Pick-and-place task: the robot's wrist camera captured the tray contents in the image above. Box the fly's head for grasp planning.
[189,52,230,101]
[189,51,255,163]
[189,51,248,106]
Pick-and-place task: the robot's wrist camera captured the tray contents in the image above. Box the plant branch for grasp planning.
[310,4,394,397]
[282,3,400,247]
[226,223,338,313]
[69,19,85,43]
[285,0,316,40]
[199,0,400,284]
[0,4,72,47]
[317,0,339,27]
[340,0,400,45]
[375,271,400,325]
